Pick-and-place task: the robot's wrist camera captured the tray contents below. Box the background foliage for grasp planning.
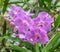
[0,0,60,52]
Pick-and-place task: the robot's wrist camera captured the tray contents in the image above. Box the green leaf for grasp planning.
[0,0,4,8]
[44,31,60,52]
[44,0,52,3]
[44,0,52,10]
[38,0,44,7]
[22,42,33,49]
[2,0,9,14]
[54,13,60,27]
[38,0,49,11]
[8,1,23,4]
[2,0,9,35]
[4,36,20,42]
[54,0,60,6]
[9,44,32,52]
[0,37,4,41]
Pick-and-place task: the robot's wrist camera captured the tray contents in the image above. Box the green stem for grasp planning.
[2,0,9,14]
[3,21,6,34]
[35,43,40,52]
[32,43,39,52]
[2,0,9,35]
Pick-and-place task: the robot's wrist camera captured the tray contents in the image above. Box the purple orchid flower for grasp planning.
[25,28,49,44]
[5,5,53,45]
[33,12,53,32]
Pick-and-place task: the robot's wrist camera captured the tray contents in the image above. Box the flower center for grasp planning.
[35,33,40,39]
[23,20,29,25]
[37,20,44,27]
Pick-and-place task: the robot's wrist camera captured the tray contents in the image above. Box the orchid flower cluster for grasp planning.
[5,5,53,45]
